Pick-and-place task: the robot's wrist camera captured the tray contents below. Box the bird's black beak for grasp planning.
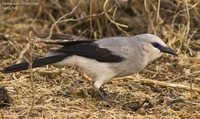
[158,46,178,56]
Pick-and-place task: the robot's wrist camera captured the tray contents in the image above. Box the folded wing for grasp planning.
[51,42,124,62]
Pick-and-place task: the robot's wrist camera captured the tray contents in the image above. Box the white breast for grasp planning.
[54,55,116,79]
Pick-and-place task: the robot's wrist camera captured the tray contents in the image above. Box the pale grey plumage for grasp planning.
[50,34,167,89]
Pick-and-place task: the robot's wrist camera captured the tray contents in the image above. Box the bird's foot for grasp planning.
[95,87,113,107]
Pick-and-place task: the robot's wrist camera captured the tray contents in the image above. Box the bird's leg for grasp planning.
[94,87,112,107]
[99,87,108,97]
[93,77,114,107]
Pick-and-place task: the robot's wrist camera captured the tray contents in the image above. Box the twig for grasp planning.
[35,38,91,44]
[48,0,82,39]
[119,76,200,93]
[47,0,119,38]
[103,0,129,36]
[184,0,190,43]
[58,5,116,23]
[17,42,31,64]
[26,32,36,119]
[155,0,161,34]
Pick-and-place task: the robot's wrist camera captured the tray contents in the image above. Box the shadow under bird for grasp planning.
[1,34,178,106]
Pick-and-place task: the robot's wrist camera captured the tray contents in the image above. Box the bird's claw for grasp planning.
[95,87,113,107]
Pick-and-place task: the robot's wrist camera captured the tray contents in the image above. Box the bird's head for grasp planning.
[136,34,178,61]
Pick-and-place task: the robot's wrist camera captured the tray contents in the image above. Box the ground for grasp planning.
[0,0,200,119]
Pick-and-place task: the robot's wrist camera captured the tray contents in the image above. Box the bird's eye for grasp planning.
[151,42,160,48]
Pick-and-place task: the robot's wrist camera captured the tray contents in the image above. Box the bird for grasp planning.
[0,34,177,106]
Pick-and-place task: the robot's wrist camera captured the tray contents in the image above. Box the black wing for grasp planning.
[37,34,124,62]
[51,43,124,62]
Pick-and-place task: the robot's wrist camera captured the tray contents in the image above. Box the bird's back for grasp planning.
[94,37,149,77]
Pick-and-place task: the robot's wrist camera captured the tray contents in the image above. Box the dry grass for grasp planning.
[0,0,200,118]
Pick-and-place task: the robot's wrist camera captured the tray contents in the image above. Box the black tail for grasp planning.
[1,54,69,73]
